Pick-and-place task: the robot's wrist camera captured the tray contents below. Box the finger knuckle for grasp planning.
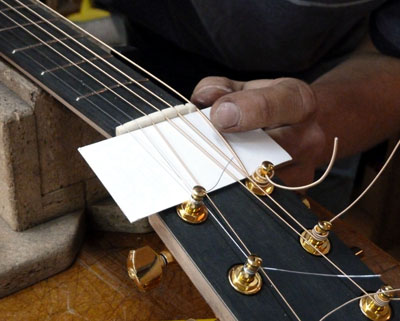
[281,78,317,120]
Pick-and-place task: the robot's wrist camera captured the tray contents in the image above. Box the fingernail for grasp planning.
[193,85,233,107]
[215,102,240,129]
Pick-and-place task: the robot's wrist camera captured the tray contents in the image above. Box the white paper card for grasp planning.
[79,108,291,222]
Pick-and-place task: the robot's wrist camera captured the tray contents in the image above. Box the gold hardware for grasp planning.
[360,285,394,321]
[300,221,332,256]
[176,185,208,224]
[245,161,275,196]
[127,246,174,292]
[228,255,263,295]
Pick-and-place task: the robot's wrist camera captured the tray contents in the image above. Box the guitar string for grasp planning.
[1,6,382,318]
[0,1,372,296]
[330,138,400,222]
[207,208,302,321]
[5,0,260,196]
[0,0,217,194]
[208,207,380,279]
[6,0,349,240]
[2,0,334,248]
[2,1,372,296]
[17,0,375,271]
[0,11,303,320]
[17,0,249,179]
[207,202,379,321]
[319,289,400,321]
[13,4,393,317]
[14,0,338,206]
[3,10,382,320]
[0,10,368,318]
[265,137,338,191]
[0,14,301,320]
[0,31,197,197]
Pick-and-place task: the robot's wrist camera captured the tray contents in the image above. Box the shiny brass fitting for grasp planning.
[245,161,275,196]
[228,255,263,295]
[127,246,174,292]
[300,221,332,256]
[176,185,208,224]
[360,285,394,321]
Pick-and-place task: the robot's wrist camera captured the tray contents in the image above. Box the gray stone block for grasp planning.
[0,61,108,231]
[0,210,85,298]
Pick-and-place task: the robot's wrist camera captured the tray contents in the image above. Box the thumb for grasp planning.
[210,78,317,132]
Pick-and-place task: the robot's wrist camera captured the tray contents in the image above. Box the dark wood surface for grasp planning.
[0,201,398,321]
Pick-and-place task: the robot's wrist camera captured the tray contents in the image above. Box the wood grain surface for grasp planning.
[0,201,399,321]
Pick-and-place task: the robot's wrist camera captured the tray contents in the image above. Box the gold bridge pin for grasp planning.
[360,285,394,321]
[300,220,332,256]
[176,185,208,224]
[246,161,275,196]
[228,255,263,295]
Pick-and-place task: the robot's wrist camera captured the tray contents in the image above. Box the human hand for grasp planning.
[191,77,326,188]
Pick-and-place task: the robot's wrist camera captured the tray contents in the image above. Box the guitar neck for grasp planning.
[0,0,182,137]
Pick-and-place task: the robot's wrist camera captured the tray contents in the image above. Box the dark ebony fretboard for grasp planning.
[0,0,183,137]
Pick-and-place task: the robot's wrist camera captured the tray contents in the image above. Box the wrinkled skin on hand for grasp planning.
[191,76,326,189]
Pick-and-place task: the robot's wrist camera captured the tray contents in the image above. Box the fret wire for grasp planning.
[41,53,112,75]
[12,33,85,53]
[5,0,373,298]
[1,4,305,317]
[0,38,121,125]
[9,0,264,224]
[0,31,195,197]
[40,0,249,176]
[11,0,255,218]
[2,5,378,320]
[2,2,202,194]
[0,15,140,124]
[3,1,376,312]
[76,79,150,101]
[25,0,250,180]
[9,0,252,194]
[0,1,151,120]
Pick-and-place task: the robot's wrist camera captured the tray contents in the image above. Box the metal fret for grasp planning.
[40,53,113,75]
[12,34,85,54]
[75,79,149,101]
[0,0,182,136]
[0,17,60,33]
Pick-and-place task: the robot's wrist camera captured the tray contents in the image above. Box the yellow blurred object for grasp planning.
[67,0,109,22]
